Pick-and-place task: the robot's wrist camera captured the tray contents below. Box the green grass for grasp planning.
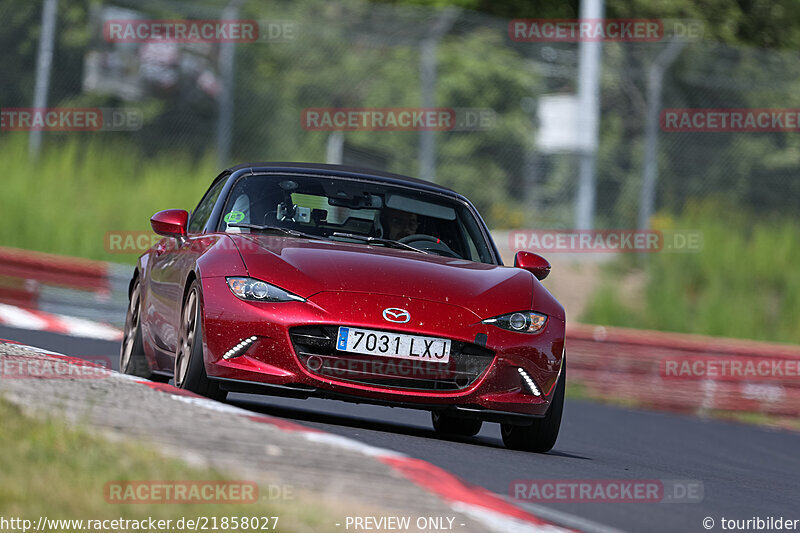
[582,201,800,345]
[0,397,338,531]
[0,137,217,263]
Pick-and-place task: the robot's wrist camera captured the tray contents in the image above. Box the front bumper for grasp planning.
[200,277,565,419]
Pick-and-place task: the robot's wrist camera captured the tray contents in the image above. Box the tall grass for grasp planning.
[582,201,800,344]
[0,137,217,263]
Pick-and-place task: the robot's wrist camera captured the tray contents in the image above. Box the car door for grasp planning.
[147,179,226,362]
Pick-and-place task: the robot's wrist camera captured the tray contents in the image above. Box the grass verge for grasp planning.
[581,200,800,345]
[0,396,339,532]
[0,137,216,264]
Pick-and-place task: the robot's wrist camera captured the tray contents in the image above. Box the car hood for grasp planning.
[231,234,540,319]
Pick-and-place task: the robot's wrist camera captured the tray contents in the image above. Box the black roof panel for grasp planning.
[225,162,460,198]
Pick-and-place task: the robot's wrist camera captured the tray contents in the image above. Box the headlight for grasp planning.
[226,277,305,302]
[482,311,547,334]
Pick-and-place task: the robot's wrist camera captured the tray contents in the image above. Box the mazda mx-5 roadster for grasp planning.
[120,162,566,452]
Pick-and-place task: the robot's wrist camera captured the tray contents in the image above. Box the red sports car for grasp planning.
[120,163,566,452]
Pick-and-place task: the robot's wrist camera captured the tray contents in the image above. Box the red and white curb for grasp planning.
[1,340,581,533]
[0,303,122,341]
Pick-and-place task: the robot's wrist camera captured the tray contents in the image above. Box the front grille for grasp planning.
[290,326,494,391]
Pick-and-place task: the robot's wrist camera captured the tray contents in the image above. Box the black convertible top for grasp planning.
[224,162,461,199]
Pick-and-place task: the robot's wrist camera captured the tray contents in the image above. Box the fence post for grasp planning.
[216,0,244,168]
[573,0,604,230]
[29,0,58,160]
[638,39,685,230]
[418,8,458,182]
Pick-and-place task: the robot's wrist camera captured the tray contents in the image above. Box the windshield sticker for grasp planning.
[224,211,246,224]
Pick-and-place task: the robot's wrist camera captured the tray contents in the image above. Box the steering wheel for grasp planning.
[398,234,439,244]
[398,234,461,258]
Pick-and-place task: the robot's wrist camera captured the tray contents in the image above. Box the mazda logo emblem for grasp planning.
[382,308,410,323]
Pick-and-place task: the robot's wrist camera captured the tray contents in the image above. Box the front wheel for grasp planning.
[501,362,565,453]
[175,281,227,401]
[431,411,483,437]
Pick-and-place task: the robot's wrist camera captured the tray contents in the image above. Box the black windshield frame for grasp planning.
[205,170,501,265]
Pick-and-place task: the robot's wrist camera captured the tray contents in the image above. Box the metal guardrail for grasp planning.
[567,324,800,421]
[0,246,130,327]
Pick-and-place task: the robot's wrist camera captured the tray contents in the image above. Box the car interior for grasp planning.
[217,175,489,261]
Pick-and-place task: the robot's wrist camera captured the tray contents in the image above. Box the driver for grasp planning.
[382,208,419,240]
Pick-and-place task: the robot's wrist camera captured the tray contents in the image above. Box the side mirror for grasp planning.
[150,209,189,238]
[514,251,551,280]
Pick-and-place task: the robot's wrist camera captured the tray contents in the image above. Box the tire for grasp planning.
[119,280,167,381]
[174,280,227,401]
[431,411,483,437]
[501,362,565,453]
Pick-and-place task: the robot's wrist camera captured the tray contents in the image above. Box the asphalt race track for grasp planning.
[3,324,798,533]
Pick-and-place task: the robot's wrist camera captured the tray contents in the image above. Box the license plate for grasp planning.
[336,327,451,363]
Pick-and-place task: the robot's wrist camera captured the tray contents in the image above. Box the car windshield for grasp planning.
[217,173,495,263]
